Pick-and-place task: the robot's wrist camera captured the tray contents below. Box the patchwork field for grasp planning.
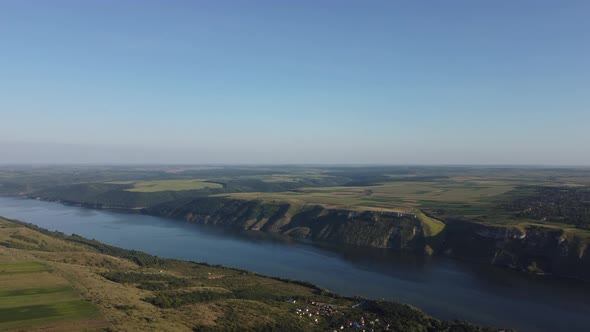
[4,164,590,235]
[221,179,516,214]
[113,179,223,192]
[250,173,333,183]
[0,262,104,331]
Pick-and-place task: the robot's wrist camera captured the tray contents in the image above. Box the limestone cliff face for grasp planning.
[145,197,425,251]
[440,221,590,280]
[474,224,526,240]
[145,197,590,280]
[287,208,424,250]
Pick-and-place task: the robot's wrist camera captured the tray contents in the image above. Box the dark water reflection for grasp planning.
[0,196,588,332]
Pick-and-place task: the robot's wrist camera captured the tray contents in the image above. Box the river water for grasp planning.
[0,196,588,332]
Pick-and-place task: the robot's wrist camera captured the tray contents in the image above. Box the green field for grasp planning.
[114,179,223,192]
[0,286,80,309]
[416,212,446,237]
[0,262,103,331]
[221,179,515,214]
[0,262,53,275]
[0,301,100,330]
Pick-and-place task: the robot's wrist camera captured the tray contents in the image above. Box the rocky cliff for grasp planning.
[144,197,590,281]
[144,197,426,251]
[439,220,590,280]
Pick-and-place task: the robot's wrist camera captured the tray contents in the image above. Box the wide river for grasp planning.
[0,196,588,331]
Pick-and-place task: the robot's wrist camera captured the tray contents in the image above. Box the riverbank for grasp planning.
[2,195,590,332]
[22,193,590,282]
[0,215,506,331]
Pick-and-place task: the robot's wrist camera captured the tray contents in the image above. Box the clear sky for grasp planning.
[1,1,589,165]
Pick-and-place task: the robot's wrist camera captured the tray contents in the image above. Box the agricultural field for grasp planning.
[112,179,223,192]
[3,165,590,233]
[221,179,516,213]
[214,178,519,237]
[0,262,104,331]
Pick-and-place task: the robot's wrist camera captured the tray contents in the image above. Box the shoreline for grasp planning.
[6,193,590,284]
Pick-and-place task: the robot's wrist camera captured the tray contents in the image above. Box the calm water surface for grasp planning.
[0,196,588,332]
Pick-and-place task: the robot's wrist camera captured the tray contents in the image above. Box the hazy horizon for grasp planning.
[2,1,589,165]
[2,141,589,167]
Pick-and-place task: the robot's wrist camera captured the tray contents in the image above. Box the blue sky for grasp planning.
[1,1,589,164]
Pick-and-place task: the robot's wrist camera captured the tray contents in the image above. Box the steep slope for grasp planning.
[146,197,590,281]
[145,197,427,251]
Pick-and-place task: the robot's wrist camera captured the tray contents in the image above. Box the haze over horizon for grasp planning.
[2,1,589,165]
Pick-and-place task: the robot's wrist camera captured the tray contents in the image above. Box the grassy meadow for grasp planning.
[112,179,223,192]
[0,261,53,274]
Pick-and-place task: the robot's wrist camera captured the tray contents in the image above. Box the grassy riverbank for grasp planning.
[0,216,509,331]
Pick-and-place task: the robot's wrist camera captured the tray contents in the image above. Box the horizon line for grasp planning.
[1,163,589,168]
